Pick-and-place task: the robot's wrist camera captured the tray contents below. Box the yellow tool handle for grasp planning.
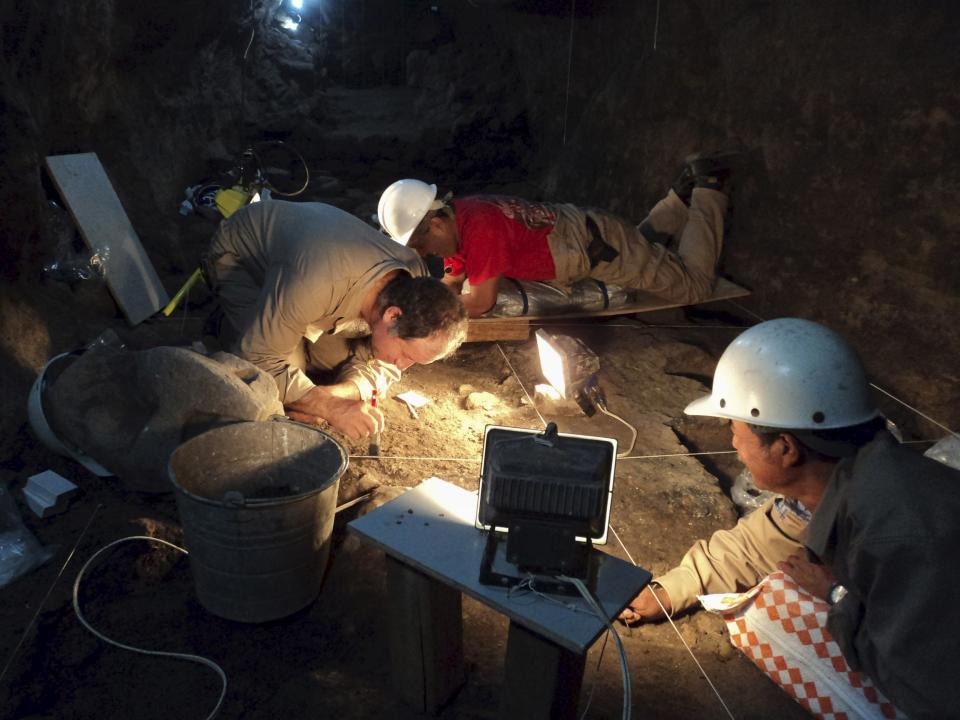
[161,267,204,317]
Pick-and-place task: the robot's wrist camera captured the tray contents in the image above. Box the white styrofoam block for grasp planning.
[23,470,78,518]
[22,491,51,518]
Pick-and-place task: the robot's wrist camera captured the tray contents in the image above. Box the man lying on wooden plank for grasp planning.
[377,151,738,318]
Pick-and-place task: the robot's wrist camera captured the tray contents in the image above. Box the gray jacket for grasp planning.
[806,430,960,719]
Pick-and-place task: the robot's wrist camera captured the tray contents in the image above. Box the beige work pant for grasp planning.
[547,187,727,304]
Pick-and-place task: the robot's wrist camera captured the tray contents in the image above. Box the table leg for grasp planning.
[385,555,466,714]
[499,620,586,720]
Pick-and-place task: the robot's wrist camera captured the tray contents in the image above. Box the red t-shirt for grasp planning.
[446,196,557,285]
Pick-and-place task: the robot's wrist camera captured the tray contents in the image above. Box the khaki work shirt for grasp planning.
[206,200,428,403]
[656,495,809,614]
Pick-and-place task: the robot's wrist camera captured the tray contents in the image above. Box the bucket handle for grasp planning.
[221,490,258,523]
[223,490,246,508]
[269,414,328,434]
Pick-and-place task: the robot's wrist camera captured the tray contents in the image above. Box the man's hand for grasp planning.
[442,273,465,293]
[461,276,501,317]
[285,384,385,441]
[777,553,835,600]
[619,584,672,625]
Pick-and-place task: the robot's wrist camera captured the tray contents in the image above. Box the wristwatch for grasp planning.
[827,583,848,606]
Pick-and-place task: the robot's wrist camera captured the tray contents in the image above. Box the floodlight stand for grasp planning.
[573,377,606,417]
[476,422,604,597]
[506,520,589,575]
[479,529,598,597]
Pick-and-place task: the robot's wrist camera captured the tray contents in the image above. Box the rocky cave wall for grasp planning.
[522,1,960,437]
[1,0,958,466]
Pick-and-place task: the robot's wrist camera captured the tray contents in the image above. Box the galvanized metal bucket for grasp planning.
[168,419,347,622]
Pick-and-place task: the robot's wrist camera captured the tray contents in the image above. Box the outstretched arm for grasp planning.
[621,496,808,624]
[459,276,501,317]
[285,381,384,441]
[620,584,672,624]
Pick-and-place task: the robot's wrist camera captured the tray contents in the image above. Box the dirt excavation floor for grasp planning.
[4,299,867,720]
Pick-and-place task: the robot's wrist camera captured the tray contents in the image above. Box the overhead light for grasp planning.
[291,0,304,8]
[535,329,606,416]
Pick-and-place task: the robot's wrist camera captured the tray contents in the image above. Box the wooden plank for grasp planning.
[464,277,750,342]
[500,621,586,720]
[386,556,465,714]
[348,478,651,655]
[45,153,169,325]
[465,317,530,343]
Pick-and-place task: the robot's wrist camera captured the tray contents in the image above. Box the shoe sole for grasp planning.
[685,149,743,174]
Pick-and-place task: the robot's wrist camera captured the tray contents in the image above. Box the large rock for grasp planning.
[46,344,283,492]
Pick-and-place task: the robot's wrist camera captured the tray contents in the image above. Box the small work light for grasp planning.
[535,329,606,416]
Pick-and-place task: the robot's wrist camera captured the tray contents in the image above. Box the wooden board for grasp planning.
[348,477,650,655]
[465,276,750,342]
[501,621,585,720]
[386,556,466,713]
[45,153,169,325]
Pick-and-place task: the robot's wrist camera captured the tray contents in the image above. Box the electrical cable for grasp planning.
[250,140,310,197]
[561,0,576,146]
[242,27,256,61]
[239,25,255,130]
[559,575,631,720]
[72,536,227,720]
[578,631,610,720]
[596,403,637,458]
[507,576,594,615]
[653,0,661,50]
[505,577,614,720]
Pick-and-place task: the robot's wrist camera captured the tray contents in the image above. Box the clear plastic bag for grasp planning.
[731,467,776,514]
[490,279,631,317]
[40,201,108,283]
[0,484,54,588]
[924,434,960,471]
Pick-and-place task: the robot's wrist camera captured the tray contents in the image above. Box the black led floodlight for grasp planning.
[475,423,617,593]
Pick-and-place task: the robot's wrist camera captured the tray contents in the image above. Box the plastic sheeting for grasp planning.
[489,278,631,317]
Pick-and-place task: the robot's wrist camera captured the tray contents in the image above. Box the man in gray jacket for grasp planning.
[203,200,467,440]
[625,318,960,719]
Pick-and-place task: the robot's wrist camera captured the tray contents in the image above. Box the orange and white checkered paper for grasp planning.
[699,572,904,720]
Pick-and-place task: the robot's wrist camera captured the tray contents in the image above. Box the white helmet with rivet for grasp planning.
[684,318,878,429]
[377,179,442,245]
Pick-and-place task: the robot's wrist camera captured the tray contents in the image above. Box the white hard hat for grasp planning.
[684,318,878,430]
[377,179,441,245]
[27,352,113,476]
